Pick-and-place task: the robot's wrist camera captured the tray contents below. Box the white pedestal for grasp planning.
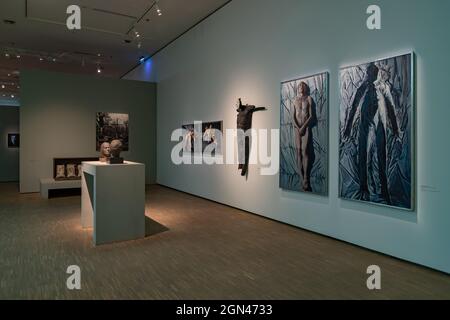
[81,161,146,245]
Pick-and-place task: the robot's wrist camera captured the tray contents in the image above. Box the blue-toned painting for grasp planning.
[280,72,329,195]
[339,53,413,210]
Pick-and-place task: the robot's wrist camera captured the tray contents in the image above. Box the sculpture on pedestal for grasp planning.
[109,139,124,164]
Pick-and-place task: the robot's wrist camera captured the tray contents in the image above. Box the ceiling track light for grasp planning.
[155,1,162,16]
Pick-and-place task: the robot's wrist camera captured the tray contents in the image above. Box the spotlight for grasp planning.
[11,94,15,98]
[1,85,4,89]
[7,73,11,77]
[39,57,44,61]
[97,65,103,74]
[156,4,162,16]
[52,58,56,62]
[16,55,20,59]
[5,53,10,58]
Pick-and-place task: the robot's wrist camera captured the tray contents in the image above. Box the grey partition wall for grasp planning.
[20,70,157,193]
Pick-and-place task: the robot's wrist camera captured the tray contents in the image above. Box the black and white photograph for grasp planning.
[182,121,223,156]
[96,112,129,151]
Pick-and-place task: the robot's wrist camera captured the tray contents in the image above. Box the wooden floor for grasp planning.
[0,182,449,300]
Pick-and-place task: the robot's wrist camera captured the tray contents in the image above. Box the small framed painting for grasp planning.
[8,133,20,148]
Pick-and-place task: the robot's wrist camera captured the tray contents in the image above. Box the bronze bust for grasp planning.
[109,139,124,164]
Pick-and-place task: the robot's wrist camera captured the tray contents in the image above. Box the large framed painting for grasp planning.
[96,112,129,151]
[280,72,329,195]
[182,121,223,157]
[339,53,414,210]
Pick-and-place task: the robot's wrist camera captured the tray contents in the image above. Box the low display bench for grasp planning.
[40,157,98,199]
[40,178,81,199]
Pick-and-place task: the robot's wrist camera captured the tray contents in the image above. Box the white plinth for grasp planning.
[81,161,146,245]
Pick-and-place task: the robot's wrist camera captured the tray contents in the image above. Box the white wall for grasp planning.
[125,0,450,273]
[0,106,19,182]
[21,70,157,193]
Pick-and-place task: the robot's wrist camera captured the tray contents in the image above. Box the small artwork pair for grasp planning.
[55,164,82,180]
[182,121,223,156]
[280,53,414,211]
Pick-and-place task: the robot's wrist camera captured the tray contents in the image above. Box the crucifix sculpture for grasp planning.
[236,98,267,177]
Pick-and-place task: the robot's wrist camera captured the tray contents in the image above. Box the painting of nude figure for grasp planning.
[280,72,329,195]
[339,53,413,210]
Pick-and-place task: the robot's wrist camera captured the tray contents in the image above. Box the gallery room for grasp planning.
[0,0,449,304]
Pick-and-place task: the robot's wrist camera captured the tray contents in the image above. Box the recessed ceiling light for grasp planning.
[1,85,5,89]
[53,58,56,62]
[16,55,21,59]
[39,57,44,61]
[7,73,11,77]
[11,94,15,98]
[5,53,10,58]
